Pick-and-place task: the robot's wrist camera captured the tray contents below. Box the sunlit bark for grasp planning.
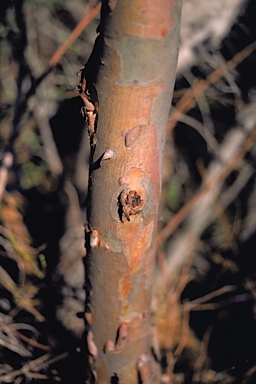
[82,1,182,382]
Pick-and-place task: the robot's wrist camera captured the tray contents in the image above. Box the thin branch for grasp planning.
[0,153,13,204]
[184,285,236,310]
[11,328,49,352]
[242,363,256,384]
[49,2,101,67]
[175,110,219,153]
[0,352,68,383]
[157,126,256,247]
[168,40,256,136]
[1,2,100,202]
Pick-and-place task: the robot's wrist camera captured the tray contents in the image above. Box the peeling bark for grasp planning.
[82,1,182,382]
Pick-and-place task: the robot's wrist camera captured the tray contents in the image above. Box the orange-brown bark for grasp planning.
[84,1,182,382]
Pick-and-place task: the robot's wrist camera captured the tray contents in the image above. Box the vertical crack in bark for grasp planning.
[77,68,99,151]
[77,4,113,381]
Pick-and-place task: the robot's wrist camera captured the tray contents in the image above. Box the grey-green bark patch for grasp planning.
[150,90,172,171]
[101,230,123,253]
[142,174,157,208]
[116,36,166,85]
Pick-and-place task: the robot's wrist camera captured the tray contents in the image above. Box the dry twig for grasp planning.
[168,40,256,136]
[157,126,256,248]
[49,2,101,67]
[0,352,68,383]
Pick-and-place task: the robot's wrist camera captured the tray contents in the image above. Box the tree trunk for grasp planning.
[82,1,182,382]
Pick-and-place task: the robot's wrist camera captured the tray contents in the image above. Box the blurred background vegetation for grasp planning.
[1,0,256,383]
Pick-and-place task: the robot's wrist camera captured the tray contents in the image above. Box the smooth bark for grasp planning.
[83,1,182,382]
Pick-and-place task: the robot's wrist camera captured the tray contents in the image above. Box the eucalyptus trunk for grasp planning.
[80,1,182,382]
